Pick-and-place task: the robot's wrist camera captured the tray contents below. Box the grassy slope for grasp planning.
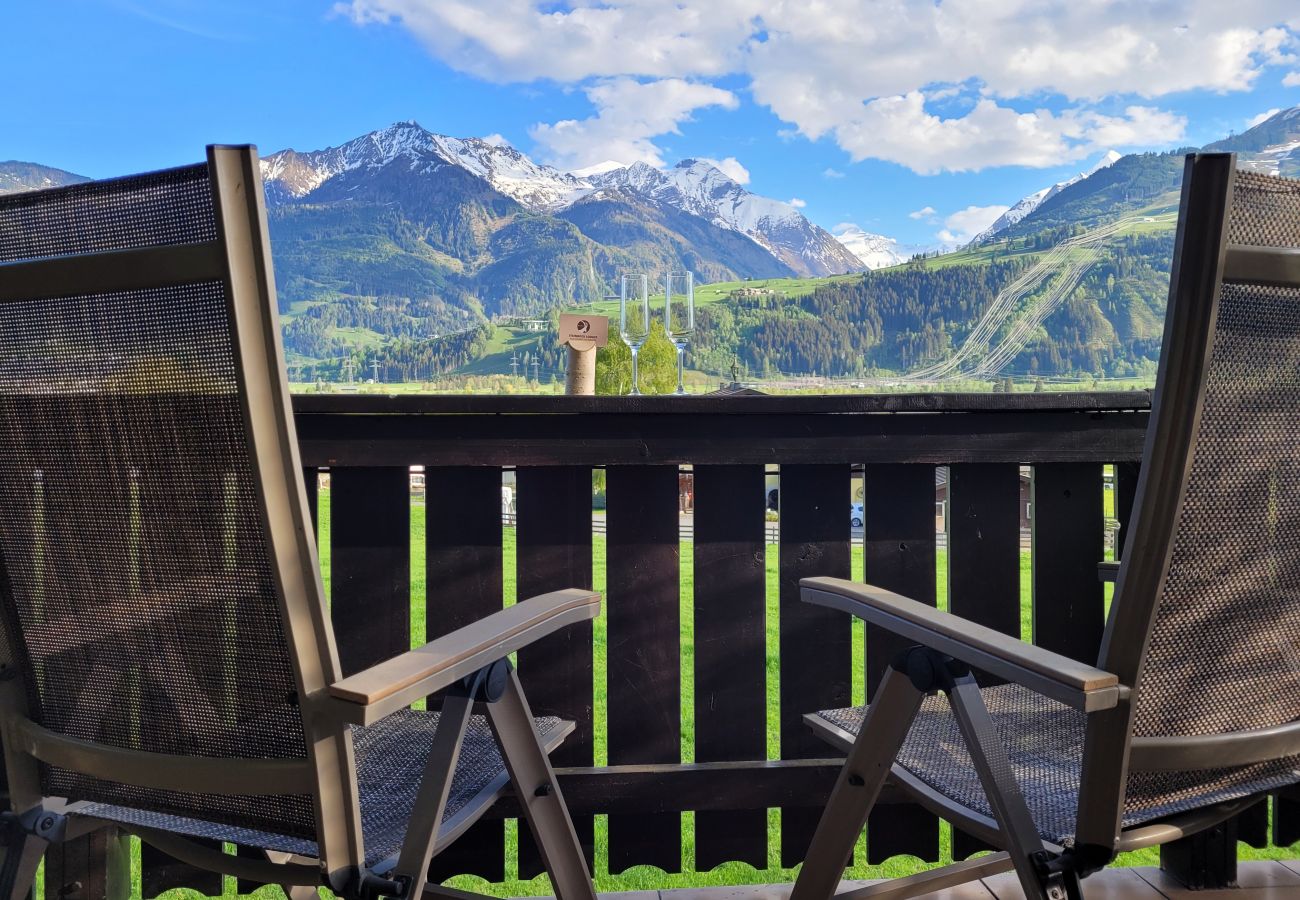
[455,209,1179,384]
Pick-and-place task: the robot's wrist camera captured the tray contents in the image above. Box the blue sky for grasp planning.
[4,1,1298,247]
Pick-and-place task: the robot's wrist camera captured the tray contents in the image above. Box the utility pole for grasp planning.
[342,358,357,384]
[531,357,540,384]
[510,352,520,378]
[370,360,380,383]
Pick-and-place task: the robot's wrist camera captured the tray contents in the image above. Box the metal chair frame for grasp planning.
[792,152,1300,900]
[0,145,598,900]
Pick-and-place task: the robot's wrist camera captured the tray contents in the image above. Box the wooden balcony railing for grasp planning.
[43,392,1300,897]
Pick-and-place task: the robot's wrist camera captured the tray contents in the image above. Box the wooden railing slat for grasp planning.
[515,466,595,877]
[692,465,768,870]
[425,466,507,884]
[778,464,852,868]
[139,838,222,898]
[1031,463,1105,663]
[863,464,940,864]
[606,466,682,874]
[329,467,411,677]
[946,462,1022,860]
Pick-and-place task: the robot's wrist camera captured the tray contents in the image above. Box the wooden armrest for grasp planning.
[1097,560,1120,583]
[800,577,1122,712]
[328,588,600,725]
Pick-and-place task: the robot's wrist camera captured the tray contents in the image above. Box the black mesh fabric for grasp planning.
[1129,275,1300,806]
[0,169,315,840]
[1228,170,1300,248]
[78,711,568,866]
[819,687,1300,845]
[0,165,216,263]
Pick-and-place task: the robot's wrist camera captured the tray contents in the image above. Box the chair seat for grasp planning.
[814,684,1299,845]
[78,709,569,865]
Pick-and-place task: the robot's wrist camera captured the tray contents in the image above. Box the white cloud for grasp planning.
[699,156,750,184]
[822,167,845,179]
[341,0,1298,173]
[529,78,738,170]
[909,206,937,220]
[787,197,806,208]
[481,132,508,146]
[1247,108,1282,128]
[937,205,1011,245]
[334,0,757,82]
[824,93,1187,174]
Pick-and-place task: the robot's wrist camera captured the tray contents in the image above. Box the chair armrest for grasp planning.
[801,577,1123,712]
[1097,560,1119,583]
[327,588,600,725]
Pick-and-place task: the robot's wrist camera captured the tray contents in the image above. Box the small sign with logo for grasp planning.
[558,313,609,349]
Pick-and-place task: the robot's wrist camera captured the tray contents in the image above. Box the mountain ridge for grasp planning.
[260,122,866,277]
[0,160,90,195]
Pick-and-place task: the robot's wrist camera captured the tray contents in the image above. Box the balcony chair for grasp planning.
[0,146,598,900]
[791,153,1300,900]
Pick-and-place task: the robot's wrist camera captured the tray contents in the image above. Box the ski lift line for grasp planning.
[898,216,1140,383]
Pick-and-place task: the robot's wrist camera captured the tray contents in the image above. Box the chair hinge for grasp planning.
[894,646,971,693]
[450,658,512,703]
[1031,848,1095,900]
[0,807,67,845]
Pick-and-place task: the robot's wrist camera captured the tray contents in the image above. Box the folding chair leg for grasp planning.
[485,667,595,900]
[947,675,1076,900]
[0,829,46,900]
[790,663,927,900]
[265,851,322,900]
[391,692,475,900]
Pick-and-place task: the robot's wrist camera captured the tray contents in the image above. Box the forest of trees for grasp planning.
[691,230,1174,378]
[308,323,494,383]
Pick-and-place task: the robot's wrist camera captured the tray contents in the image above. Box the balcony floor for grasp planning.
[547,861,1300,900]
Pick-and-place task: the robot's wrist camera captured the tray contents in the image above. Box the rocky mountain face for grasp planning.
[0,161,89,195]
[589,159,865,276]
[260,123,867,282]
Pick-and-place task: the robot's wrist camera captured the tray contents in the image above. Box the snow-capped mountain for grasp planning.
[973,150,1122,245]
[0,160,89,195]
[589,159,865,277]
[831,224,908,270]
[260,121,589,211]
[261,123,870,278]
[1206,106,1300,177]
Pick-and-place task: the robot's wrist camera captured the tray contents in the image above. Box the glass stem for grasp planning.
[675,345,686,395]
[630,346,641,395]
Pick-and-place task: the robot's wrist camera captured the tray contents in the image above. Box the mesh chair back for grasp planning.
[1123,167,1300,804]
[0,164,317,840]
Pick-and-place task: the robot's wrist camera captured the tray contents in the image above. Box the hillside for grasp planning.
[0,160,88,194]
[260,122,872,362]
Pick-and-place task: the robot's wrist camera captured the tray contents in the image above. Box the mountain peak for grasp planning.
[261,122,589,211]
[569,159,626,178]
[973,149,1124,245]
[1086,150,1123,175]
[260,121,869,278]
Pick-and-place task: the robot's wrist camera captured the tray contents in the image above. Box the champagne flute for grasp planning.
[620,273,650,395]
[664,271,694,395]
